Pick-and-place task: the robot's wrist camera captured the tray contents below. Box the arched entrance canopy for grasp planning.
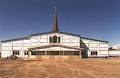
[28,44,82,56]
[28,44,82,51]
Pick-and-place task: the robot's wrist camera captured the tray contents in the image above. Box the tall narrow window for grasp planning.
[58,37,60,43]
[53,35,57,43]
[24,50,29,55]
[49,37,52,43]
[13,50,20,55]
[91,51,97,55]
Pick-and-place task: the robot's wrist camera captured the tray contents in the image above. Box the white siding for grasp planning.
[81,38,109,57]
[1,32,109,58]
[109,51,120,56]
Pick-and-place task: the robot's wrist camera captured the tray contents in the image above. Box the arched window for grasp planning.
[53,35,57,43]
[49,35,61,43]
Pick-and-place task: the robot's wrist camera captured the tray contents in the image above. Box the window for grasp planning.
[59,51,63,55]
[53,35,57,43]
[74,51,80,56]
[64,51,73,55]
[49,37,52,43]
[31,51,45,55]
[35,51,45,55]
[47,51,59,55]
[31,51,36,55]
[58,37,60,43]
[49,35,61,43]
[13,50,20,55]
[24,51,29,55]
[91,51,97,55]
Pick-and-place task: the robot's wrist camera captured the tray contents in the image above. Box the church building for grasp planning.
[0,8,109,59]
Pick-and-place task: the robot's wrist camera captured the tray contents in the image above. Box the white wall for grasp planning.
[1,32,109,58]
[30,33,80,48]
[62,34,80,48]
[1,32,80,58]
[1,39,31,58]
[1,42,11,57]
[81,38,109,57]
[109,50,120,56]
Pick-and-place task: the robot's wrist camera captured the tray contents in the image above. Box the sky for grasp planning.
[0,0,120,46]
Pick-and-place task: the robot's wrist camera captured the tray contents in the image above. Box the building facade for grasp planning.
[0,9,109,59]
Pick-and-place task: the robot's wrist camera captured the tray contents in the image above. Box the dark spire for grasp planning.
[52,6,59,32]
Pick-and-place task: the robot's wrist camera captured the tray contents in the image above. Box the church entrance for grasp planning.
[30,51,81,59]
[28,45,82,59]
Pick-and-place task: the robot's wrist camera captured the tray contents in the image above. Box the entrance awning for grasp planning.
[28,44,82,51]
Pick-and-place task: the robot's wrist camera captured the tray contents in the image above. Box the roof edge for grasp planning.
[1,36,30,43]
[30,32,80,37]
[1,32,80,43]
[81,37,109,43]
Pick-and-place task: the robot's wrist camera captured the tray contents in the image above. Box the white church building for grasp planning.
[0,8,110,59]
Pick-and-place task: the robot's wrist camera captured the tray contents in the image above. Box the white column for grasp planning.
[45,51,47,55]
[79,50,81,58]
[28,51,31,57]
[98,42,100,56]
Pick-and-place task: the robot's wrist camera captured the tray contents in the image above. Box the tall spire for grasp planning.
[52,6,59,32]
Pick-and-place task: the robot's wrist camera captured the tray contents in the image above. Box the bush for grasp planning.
[6,55,19,60]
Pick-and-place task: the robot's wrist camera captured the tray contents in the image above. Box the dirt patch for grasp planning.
[0,58,120,78]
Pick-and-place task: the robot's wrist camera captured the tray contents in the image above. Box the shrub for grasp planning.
[7,55,19,60]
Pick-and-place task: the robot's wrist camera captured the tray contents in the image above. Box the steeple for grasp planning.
[52,6,59,32]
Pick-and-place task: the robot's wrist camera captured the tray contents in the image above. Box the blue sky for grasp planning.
[0,0,120,46]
